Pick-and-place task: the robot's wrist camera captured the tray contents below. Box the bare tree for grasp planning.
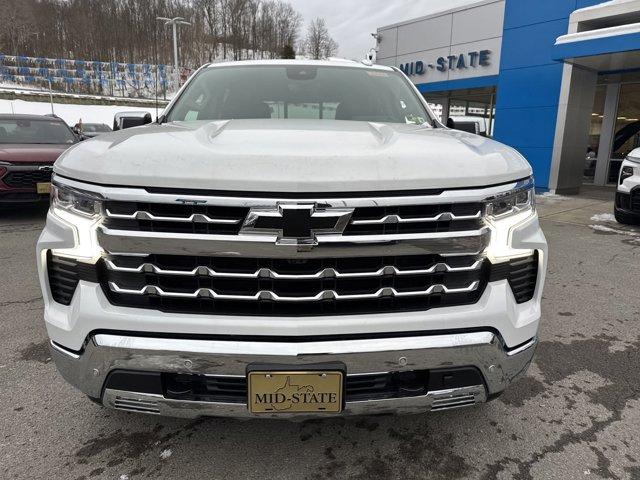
[0,0,304,67]
[301,17,338,60]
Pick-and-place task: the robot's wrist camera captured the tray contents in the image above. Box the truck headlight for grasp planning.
[485,177,535,220]
[51,183,102,218]
[485,177,536,262]
[50,183,104,262]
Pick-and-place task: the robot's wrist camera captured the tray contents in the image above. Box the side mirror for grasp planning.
[113,111,153,131]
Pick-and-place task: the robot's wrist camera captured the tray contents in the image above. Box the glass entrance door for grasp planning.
[608,82,640,183]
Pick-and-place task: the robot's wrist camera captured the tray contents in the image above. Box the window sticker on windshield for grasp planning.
[185,110,199,121]
[366,71,389,77]
[405,115,425,125]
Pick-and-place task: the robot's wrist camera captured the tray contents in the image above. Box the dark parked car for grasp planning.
[0,114,79,204]
[74,122,111,138]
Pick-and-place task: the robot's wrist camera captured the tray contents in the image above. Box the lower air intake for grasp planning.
[47,252,80,305]
[113,395,161,414]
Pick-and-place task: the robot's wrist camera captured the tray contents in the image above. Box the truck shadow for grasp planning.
[0,203,48,222]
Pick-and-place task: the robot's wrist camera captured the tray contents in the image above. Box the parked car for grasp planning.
[614,147,640,225]
[0,114,79,204]
[447,115,491,137]
[75,122,111,138]
[37,59,547,418]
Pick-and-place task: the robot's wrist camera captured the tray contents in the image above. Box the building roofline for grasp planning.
[377,0,502,31]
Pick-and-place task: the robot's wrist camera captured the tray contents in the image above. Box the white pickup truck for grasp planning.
[37,59,547,418]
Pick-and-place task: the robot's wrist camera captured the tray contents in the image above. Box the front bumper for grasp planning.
[50,331,537,418]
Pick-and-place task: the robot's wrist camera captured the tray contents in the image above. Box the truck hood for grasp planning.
[54,119,532,193]
[0,144,70,164]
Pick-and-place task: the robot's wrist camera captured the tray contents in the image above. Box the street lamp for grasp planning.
[156,16,191,90]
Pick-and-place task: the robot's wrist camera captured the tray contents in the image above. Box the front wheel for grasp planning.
[615,208,640,225]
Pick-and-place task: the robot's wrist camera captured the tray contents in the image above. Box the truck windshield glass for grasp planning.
[0,119,76,144]
[166,65,432,125]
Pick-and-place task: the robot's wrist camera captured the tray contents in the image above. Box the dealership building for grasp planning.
[376,0,640,193]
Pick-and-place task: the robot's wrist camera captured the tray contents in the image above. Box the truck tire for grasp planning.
[615,209,640,225]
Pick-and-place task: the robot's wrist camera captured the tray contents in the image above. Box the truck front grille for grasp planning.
[104,201,249,235]
[3,169,52,188]
[104,200,484,236]
[101,253,489,315]
[344,203,483,235]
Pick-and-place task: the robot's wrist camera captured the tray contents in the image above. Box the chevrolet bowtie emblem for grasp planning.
[240,204,353,245]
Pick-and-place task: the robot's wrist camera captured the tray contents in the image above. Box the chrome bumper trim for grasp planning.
[97,226,491,258]
[50,331,537,418]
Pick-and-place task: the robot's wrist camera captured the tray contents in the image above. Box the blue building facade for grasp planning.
[377,0,640,193]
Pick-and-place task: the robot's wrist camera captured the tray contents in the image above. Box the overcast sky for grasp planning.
[288,0,475,59]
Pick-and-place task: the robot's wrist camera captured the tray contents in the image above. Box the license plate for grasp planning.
[248,371,343,414]
[36,182,51,194]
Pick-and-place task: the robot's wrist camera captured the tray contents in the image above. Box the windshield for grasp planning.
[166,65,432,125]
[83,124,110,132]
[0,119,76,144]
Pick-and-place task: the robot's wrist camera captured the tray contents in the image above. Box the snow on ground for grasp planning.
[159,449,172,460]
[536,192,572,203]
[0,98,159,127]
[590,213,617,222]
[589,224,639,236]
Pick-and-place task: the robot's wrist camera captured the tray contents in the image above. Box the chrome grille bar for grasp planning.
[350,211,482,225]
[105,209,242,225]
[97,226,491,258]
[104,259,483,279]
[108,281,480,302]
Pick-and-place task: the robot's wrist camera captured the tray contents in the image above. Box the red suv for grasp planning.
[0,114,79,204]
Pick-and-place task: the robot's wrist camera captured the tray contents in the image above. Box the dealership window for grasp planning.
[424,86,496,137]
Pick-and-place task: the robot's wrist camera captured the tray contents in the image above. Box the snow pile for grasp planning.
[0,98,158,127]
[536,192,572,202]
[590,213,617,222]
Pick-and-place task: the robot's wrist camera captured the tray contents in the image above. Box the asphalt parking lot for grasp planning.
[1,189,639,480]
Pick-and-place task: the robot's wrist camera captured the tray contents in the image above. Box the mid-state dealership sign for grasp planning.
[399,50,491,76]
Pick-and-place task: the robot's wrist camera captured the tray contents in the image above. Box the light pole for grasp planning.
[156,16,191,91]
